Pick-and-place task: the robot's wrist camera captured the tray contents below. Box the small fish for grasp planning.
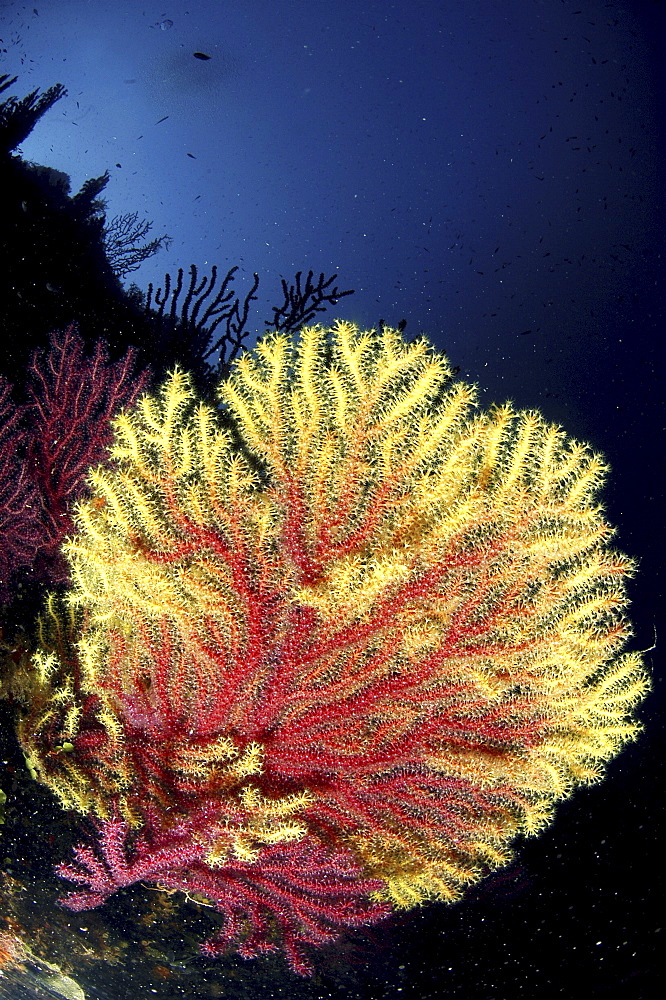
[193,51,211,60]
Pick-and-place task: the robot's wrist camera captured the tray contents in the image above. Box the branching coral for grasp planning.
[15,321,649,973]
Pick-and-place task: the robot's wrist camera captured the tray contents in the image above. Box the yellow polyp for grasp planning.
[205,843,230,868]
[251,820,308,843]
[95,706,125,743]
[230,836,261,864]
[31,651,58,686]
[62,703,82,740]
[356,837,478,908]
[233,742,264,778]
[203,795,310,867]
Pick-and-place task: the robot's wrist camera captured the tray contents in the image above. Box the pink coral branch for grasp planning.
[0,325,150,599]
[57,817,389,975]
[26,325,150,574]
[0,377,41,602]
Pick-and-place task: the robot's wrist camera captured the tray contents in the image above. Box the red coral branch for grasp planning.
[0,325,149,598]
[26,325,150,581]
[58,816,390,976]
[0,377,41,602]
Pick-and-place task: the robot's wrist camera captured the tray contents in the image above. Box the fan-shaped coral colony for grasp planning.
[3,320,649,974]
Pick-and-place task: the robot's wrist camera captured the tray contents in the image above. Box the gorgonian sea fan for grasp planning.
[19,321,649,973]
[0,325,149,601]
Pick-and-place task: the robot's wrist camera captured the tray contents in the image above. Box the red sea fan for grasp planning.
[17,322,649,974]
[0,324,149,600]
[56,816,389,976]
[0,376,41,602]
